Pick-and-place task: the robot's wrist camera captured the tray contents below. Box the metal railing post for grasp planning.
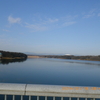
[61,97,63,100]
[4,95,7,100]
[37,96,39,100]
[53,97,55,100]
[45,96,47,100]
[13,95,15,100]
[29,96,31,100]
[21,95,23,100]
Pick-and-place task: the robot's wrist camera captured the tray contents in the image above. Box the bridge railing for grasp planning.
[0,83,100,100]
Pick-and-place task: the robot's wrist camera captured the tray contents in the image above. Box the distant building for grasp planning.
[65,54,71,56]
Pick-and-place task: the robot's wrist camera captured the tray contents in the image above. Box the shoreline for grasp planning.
[28,56,44,58]
[1,57,26,60]
[27,55,100,61]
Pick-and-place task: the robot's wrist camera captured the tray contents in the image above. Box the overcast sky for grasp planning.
[0,0,100,55]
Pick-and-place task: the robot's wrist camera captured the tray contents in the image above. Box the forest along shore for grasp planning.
[28,55,100,61]
[0,50,27,60]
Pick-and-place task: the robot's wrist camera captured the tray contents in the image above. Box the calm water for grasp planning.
[0,58,100,87]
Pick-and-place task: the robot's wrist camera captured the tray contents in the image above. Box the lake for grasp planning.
[0,58,100,87]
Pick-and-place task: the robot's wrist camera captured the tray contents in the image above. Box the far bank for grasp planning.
[27,55,100,61]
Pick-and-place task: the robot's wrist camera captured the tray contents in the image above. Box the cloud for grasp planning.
[63,15,78,21]
[63,21,76,26]
[83,14,95,18]
[25,15,77,32]
[25,17,59,32]
[61,15,77,27]
[47,18,59,23]
[8,15,21,24]
[25,23,47,32]
[83,9,95,18]
[98,13,100,16]
[2,29,10,32]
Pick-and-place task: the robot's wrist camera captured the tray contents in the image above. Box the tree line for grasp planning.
[0,50,27,59]
[38,55,100,61]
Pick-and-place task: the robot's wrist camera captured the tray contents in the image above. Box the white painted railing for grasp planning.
[0,83,100,100]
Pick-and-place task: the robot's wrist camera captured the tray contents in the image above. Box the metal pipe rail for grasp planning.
[0,83,100,100]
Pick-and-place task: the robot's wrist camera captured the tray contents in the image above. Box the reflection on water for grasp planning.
[65,60,100,66]
[0,58,27,65]
[46,58,100,66]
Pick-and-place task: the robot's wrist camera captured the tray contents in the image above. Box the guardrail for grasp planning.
[0,83,100,100]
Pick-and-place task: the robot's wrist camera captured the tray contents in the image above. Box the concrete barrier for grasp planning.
[0,83,100,98]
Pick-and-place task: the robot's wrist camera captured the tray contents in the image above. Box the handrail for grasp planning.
[0,83,100,98]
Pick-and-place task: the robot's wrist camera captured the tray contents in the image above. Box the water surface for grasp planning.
[0,58,100,87]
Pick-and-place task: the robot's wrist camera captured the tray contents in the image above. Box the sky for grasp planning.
[0,0,100,55]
